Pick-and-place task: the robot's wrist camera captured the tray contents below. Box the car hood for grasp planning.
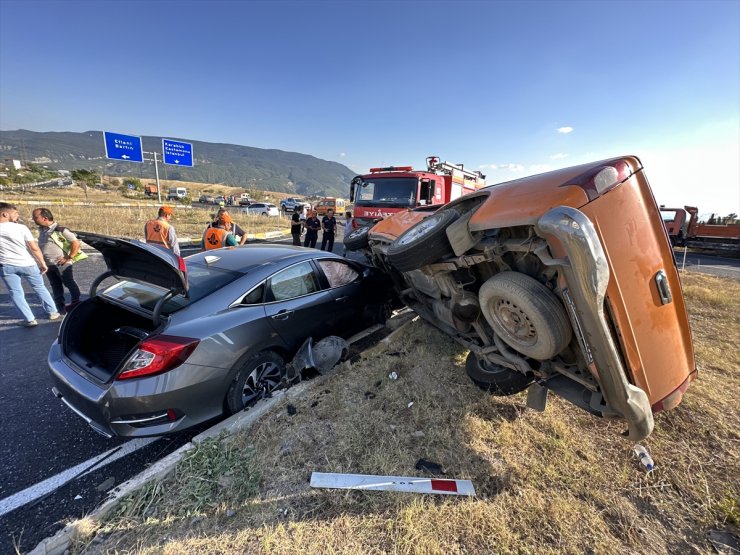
[77,232,188,295]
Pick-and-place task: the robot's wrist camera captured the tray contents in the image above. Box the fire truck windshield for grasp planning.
[354,177,417,207]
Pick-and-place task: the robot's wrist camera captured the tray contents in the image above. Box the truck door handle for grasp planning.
[335,296,350,302]
[655,270,673,305]
[271,310,294,320]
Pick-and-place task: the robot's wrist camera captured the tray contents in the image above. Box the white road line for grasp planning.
[694,264,740,274]
[0,437,158,517]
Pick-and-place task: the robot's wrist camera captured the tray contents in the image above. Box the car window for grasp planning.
[267,262,319,301]
[318,260,360,288]
[241,282,265,305]
[103,262,243,314]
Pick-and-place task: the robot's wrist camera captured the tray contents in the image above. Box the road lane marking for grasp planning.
[0,437,158,517]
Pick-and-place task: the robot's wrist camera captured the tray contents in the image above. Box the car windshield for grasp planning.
[355,177,417,207]
[102,261,243,315]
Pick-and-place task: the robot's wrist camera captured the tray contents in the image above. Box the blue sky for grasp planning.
[1,0,738,214]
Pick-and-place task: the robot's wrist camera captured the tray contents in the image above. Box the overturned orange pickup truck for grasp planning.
[345,156,696,440]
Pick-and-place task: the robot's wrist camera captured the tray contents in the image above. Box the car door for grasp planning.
[314,258,366,335]
[263,260,334,352]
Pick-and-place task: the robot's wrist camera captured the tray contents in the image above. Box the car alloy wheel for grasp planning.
[227,351,286,413]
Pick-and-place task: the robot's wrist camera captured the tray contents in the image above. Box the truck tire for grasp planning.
[479,272,572,360]
[386,210,459,272]
[343,226,371,251]
[465,351,533,395]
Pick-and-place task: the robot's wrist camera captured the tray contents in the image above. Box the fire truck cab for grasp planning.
[349,156,486,228]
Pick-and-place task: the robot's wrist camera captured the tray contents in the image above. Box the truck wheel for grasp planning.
[386,210,459,272]
[465,352,533,395]
[343,225,371,251]
[479,272,572,360]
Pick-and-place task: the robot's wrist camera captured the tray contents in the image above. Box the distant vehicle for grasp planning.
[199,194,215,204]
[47,236,393,437]
[166,187,188,201]
[145,184,159,196]
[280,198,304,212]
[238,197,253,206]
[214,195,226,205]
[660,205,740,252]
[316,197,347,217]
[243,202,280,217]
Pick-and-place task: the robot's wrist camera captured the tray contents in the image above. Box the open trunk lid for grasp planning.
[77,232,188,296]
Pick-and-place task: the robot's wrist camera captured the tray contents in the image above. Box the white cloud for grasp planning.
[550,153,568,160]
[478,164,498,169]
[339,152,346,157]
[498,163,525,172]
[557,126,574,134]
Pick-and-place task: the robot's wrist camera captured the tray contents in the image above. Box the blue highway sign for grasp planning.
[162,139,194,167]
[103,131,143,162]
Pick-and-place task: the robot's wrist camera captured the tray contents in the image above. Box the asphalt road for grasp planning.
[673,249,740,280]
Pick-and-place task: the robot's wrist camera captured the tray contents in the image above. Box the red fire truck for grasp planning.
[349,156,486,228]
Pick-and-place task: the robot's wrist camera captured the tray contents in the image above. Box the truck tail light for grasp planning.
[564,159,635,201]
[116,335,200,381]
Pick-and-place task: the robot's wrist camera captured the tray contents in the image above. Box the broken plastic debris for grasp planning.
[407,401,414,409]
[389,372,398,380]
[74,494,83,500]
[310,471,475,496]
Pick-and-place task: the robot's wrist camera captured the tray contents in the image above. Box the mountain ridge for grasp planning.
[0,129,357,197]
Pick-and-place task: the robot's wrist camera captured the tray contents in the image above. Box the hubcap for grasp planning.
[494,299,537,346]
[241,361,282,405]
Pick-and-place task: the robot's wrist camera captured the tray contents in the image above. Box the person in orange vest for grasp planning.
[201,212,238,250]
[144,206,180,256]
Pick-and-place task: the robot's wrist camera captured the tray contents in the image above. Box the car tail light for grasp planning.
[564,159,635,201]
[177,256,188,290]
[116,335,200,381]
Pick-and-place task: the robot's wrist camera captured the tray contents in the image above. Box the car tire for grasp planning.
[465,351,533,395]
[386,210,459,272]
[226,351,285,414]
[343,225,372,251]
[479,272,572,360]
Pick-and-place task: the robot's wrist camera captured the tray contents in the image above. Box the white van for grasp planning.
[166,187,188,200]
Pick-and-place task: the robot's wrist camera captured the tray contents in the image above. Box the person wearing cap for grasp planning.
[205,208,247,245]
[144,206,180,256]
[201,212,238,250]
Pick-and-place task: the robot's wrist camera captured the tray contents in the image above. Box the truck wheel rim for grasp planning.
[396,214,442,246]
[493,299,537,346]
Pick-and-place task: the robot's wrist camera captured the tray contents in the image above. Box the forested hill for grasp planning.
[0,129,357,197]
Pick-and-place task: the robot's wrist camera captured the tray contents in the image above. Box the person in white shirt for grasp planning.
[0,202,59,326]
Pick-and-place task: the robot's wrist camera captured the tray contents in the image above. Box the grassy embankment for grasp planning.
[65,272,739,554]
[1,180,293,239]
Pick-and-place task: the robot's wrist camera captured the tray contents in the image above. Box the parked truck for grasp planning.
[349,155,486,229]
[144,183,159,196]
[660,205,740,252]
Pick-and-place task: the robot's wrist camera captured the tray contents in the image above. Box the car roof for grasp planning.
[185,244,342,273]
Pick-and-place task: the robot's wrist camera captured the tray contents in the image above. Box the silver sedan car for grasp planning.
[48,235,392,437]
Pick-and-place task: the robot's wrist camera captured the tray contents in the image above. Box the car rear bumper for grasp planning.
[536,206,654,441]
[48,341,227,437]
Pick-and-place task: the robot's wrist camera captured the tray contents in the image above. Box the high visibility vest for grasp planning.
[145,218,172,249]
[49,226,88,264]
[203,226,228,250]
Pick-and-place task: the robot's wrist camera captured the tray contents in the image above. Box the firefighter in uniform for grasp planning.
[144,206,180,256]
[201,212,238,250]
